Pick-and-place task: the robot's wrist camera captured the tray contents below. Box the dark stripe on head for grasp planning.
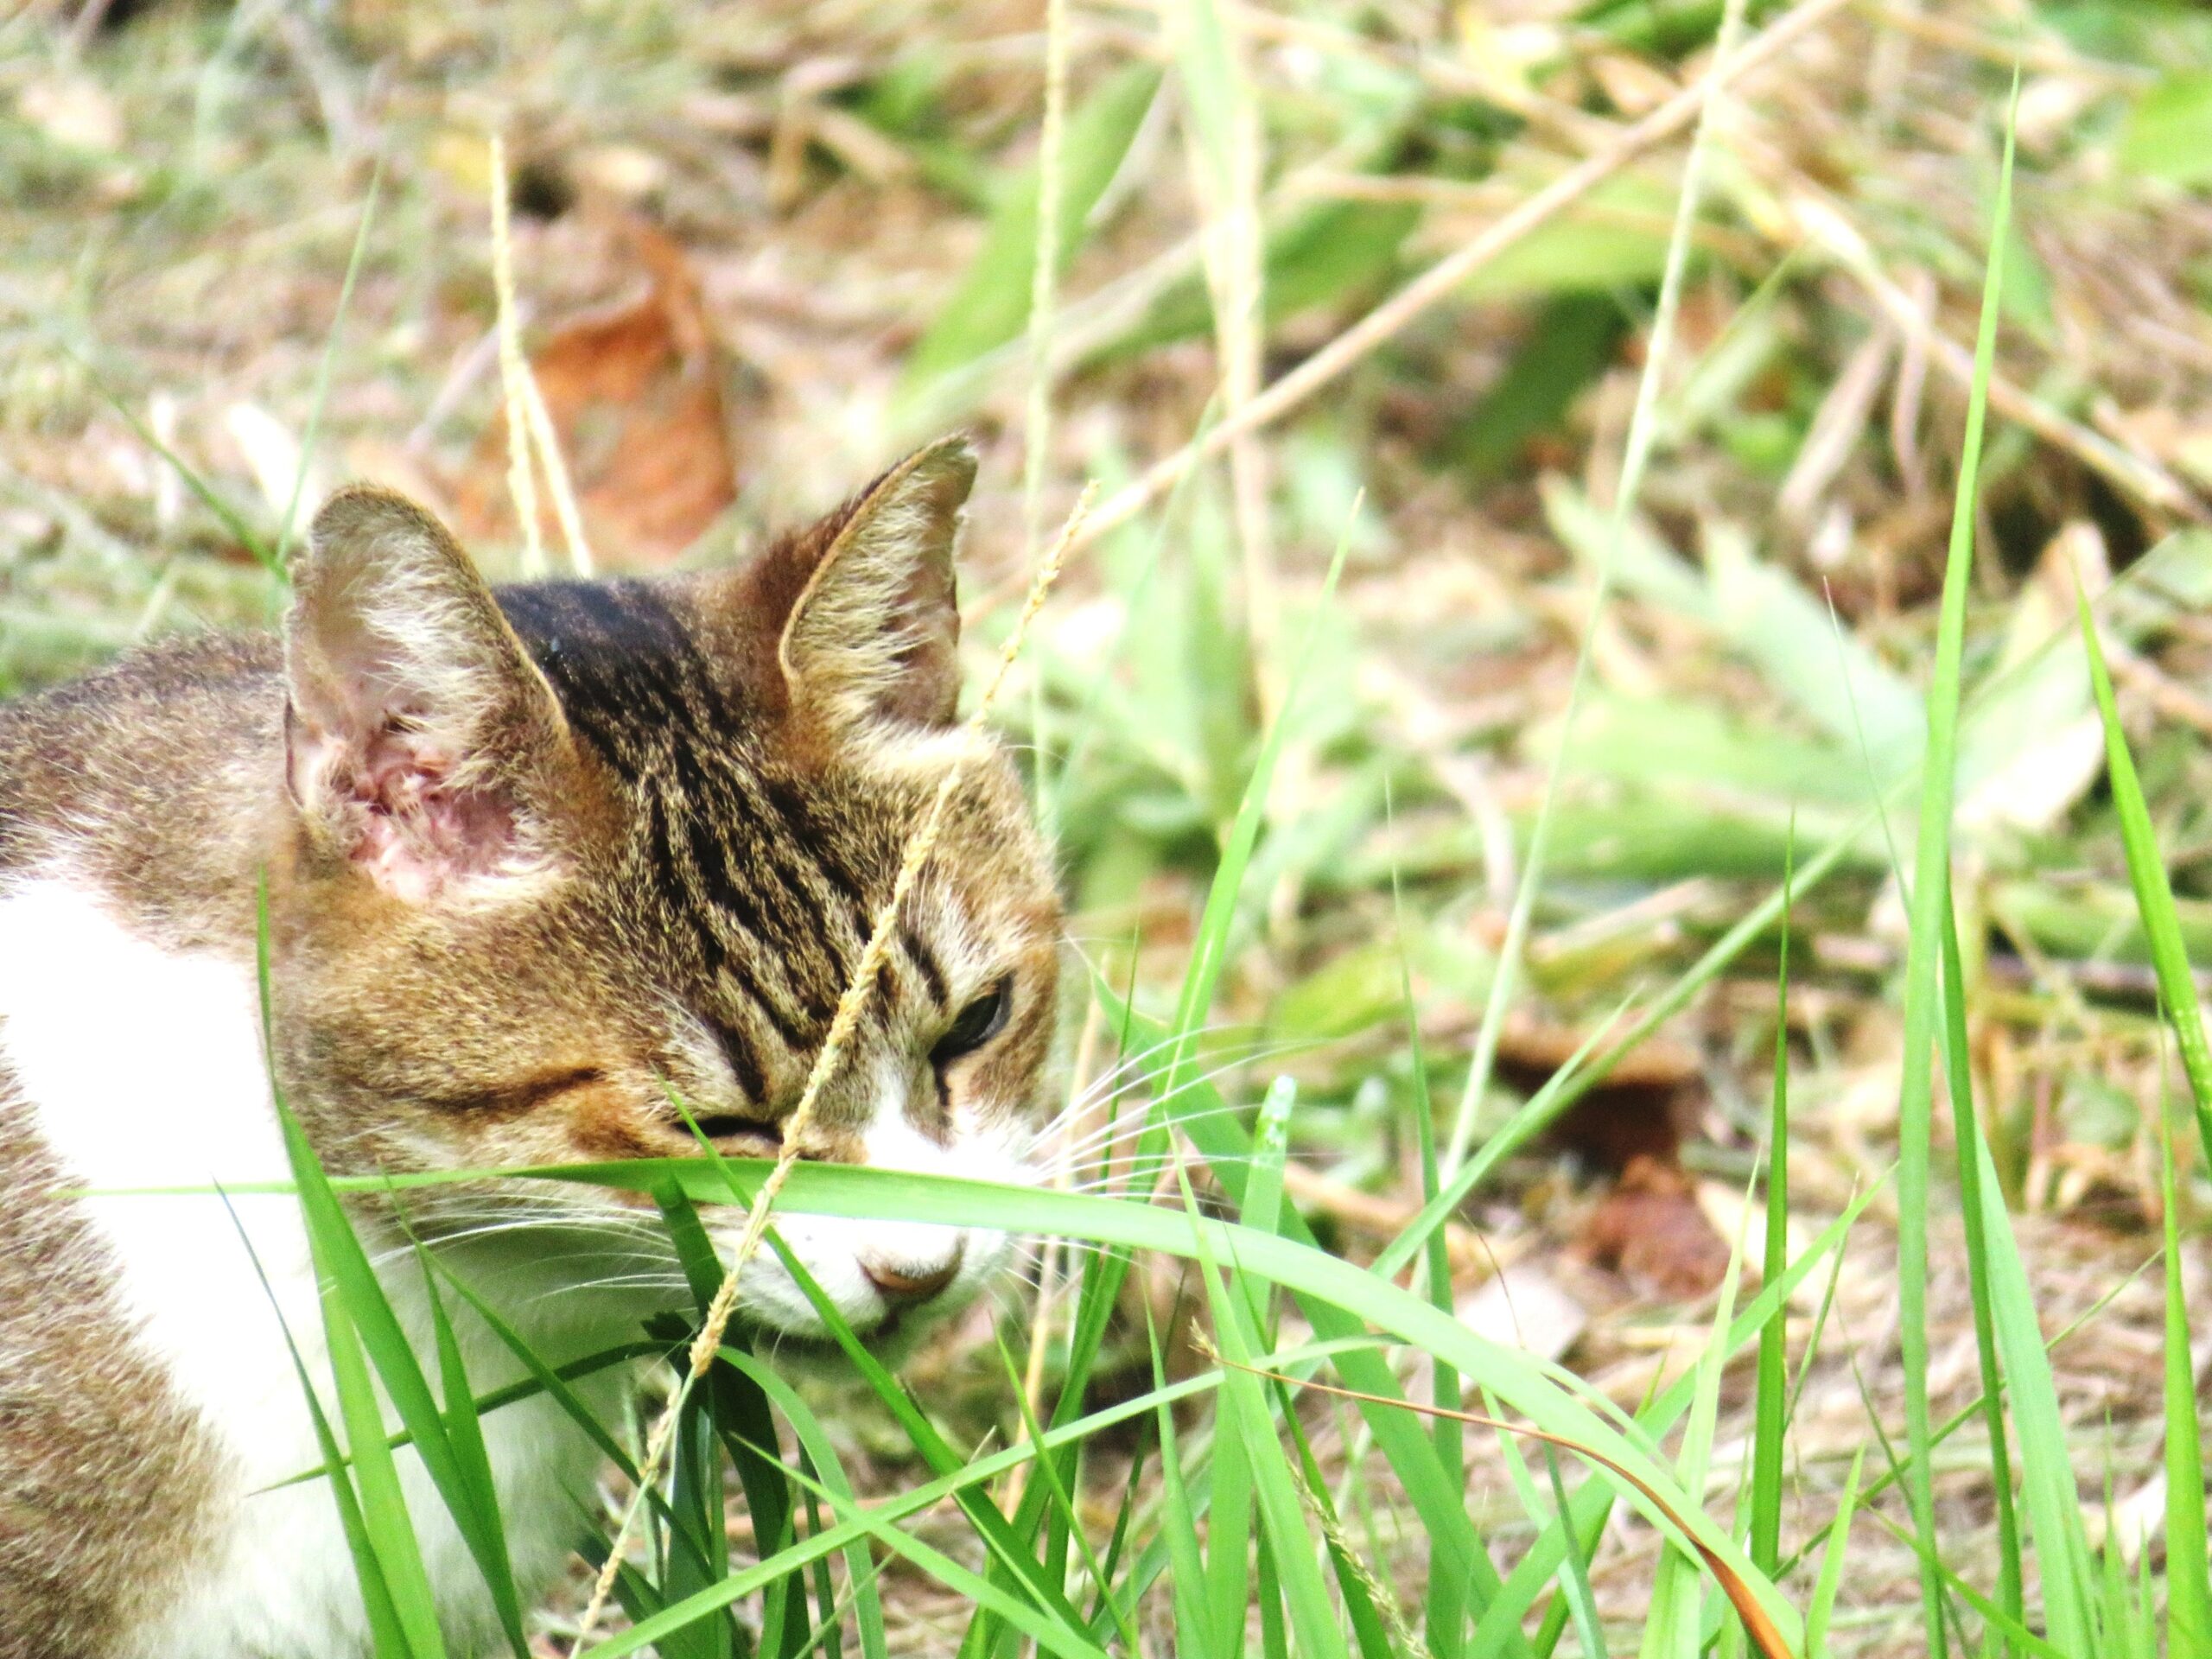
[722,963,810,1054]
[759,773,871,917]
[899,919,947,1007]
[499,579,740,780]
[709,1018,768,1105]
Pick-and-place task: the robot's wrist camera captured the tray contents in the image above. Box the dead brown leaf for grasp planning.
[1491,1015,1701,1174]
[1578,1153,1732,1300]
[458,218,737,567]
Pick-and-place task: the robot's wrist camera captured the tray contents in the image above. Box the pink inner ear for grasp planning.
[291,712,523,903]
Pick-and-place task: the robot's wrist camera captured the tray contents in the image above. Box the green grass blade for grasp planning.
[1540,1441,1608,1659]
[1749,830,1795,1577]
[1942,899,2025,1649]
[1440,0,1748,1181]
[1964,1123,2097,1650]
[1646,1174,1752,1659]
[763,1225,1088,1632]
[2075,584,2212,1166]
[1085,1448,1143,1636]
[1804,1448,1864,1659]
[542,1158,1799,1649]
[425,1265,646,1479]
[276,165,381,563]
[1500,1187,1883,1657]
[776,1459,1115,1659]
[1145,1301,1219,1656]
[1775,1250,2163,1594]
[277,1160,523,1653]
[656,1179,729,1311]
[720,1350,892,1659]
[51,333,279,575]
[1891,79,2020,1659]
[1053,499,1352,1340]
[1255,1529,1289,1659]
[1394,842,1465,1659]
[1862,1506,2075,1659]
[1275,1396,1393,1659]
[1094,986,1529,1651]
[414,1244,531,1657]
[664,1354,739,1659]
[1204,1285,1259,1654]
[1238,1076,1294,1268]
[261,1336,658,1493]
[251,950,528,1658]
[2158,1085,2212,1648]
[992,1335,1137,1653]
[579,1336,1379,1659]
[1207,1295,1352,1659]
[1163,507,1357,1083]
[1033,506,1361,1600]
[220,1189,416,1659]
[321,1278,449,1657]
[709,1357,802,1656]
[660,1126,1083,1639]
[1173,1130,1351,1659]
[256,878,448,1656]
[653,1186,793,1651]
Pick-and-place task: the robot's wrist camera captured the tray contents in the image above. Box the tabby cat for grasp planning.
[0,437,1062,1656]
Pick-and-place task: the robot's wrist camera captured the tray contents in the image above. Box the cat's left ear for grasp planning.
[283,486,580,904]
[770,435,976,735]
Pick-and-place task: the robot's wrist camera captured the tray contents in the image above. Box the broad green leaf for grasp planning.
[900,66,1161,394]
[2121,73,2212,185]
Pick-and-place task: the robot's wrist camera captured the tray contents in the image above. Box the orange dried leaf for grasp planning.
[460,219,736,567]
[1579,1154,1732,1300]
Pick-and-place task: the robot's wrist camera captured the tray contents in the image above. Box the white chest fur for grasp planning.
[0,875,611,1657]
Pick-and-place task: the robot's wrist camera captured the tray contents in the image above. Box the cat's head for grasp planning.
[267,438,1060,1359]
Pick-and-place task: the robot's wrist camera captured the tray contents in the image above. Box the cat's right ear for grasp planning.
[283,486,577,905]
[707,436,976,743]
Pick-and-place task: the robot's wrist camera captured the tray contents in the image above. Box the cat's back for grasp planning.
[0,631,282,891]
[0,630,283,1658]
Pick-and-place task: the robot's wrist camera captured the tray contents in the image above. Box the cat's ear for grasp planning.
[283,486,575,904]
[772,435,976,735]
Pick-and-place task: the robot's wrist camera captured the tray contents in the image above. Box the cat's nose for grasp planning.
[861,1244,963,1307]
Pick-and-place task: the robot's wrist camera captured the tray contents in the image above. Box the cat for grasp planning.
[0,435,1062,1657]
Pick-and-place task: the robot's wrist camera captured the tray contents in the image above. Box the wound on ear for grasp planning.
[285,485,573,904]
[287,709,526,903]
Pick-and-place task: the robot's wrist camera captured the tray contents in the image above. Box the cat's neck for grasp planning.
[0,633,290,954]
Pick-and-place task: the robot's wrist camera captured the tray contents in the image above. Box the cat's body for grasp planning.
[0,440,1061,1656]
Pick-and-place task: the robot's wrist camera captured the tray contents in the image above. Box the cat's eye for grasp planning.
[931,977,1012,1066]
[684,1113,783,1147]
